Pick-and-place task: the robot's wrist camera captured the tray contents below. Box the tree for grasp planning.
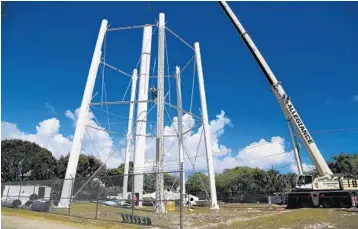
[185,172,210,199]
[142,172,179,193]
[103,162,179,194]
[283,172,297,191]
[328,152,358,177]
[164,173,179,191]
[306,168,320,177]
[55,154,106,200]
[1,139,57,182]
[56,153,106,179]
[143,174,156,193]
[103,161,133,193]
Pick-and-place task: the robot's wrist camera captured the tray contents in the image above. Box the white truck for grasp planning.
[218,1,358,208]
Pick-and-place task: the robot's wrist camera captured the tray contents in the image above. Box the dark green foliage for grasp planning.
[143,172,179,193]
[101,161,132,193]
[186,172,210,199]
[56,153,106,179]
[1,139,57,182]
[184,153,358,202]
[328,152,358,178]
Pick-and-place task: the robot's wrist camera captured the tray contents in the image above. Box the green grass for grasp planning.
[4,203,357,229]
[3,202,185,228]
[1,207,141,229]
[50,202,179,228]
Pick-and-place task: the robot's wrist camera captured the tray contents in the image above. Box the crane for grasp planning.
[218,1,358,208]
[286,119,304,175]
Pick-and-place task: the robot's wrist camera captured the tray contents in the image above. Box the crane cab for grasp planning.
[295,175,314,190]
[296,175,341,191]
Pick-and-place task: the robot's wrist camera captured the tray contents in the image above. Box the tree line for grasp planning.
[186,152,358,202]
[2,139,357,201]
[1,139,179,196]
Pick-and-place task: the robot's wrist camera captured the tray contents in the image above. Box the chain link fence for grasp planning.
[1,170,187,227]
[187,190,287,206]
[1,170,292,228]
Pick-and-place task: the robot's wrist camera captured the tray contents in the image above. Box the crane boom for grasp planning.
[218,1,333,177]
[287,120,304,175]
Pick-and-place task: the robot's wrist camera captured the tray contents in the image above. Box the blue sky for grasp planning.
[2,1,358,172]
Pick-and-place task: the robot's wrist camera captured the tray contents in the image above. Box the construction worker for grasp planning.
[132,194,137,208]
[150,85,157,101]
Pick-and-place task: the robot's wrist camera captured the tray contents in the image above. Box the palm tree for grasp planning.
[265,169,280,194]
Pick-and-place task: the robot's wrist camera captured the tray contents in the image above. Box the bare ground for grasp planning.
[1,215,85,229]
[2,204,358,229]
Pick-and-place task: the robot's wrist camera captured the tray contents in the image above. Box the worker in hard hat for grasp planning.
[150,85,157,101]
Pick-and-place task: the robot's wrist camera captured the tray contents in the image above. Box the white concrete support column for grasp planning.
[175,66,185,195]
[194,42,219,209]
[59,19,108,207]
[122,69,138,198]
[133,26,153,206]
[155,12,166,213]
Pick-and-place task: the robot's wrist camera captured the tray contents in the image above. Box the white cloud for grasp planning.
[36,118,60,136]
[1,109,117,165]
[138,110,298,175]
[62,108,118,168]
[139,111,233,173]
[1,118,72,158]
[1,109,302,174]
[290,163,316,174]
[190,136,295,173]
[65,110,76,122]
[45,102,56,114]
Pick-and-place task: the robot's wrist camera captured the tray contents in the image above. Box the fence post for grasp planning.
[268,195,272,207]
[50,179,56,203]
[95,180,100,220]
[188,192,191,211]
[95,199,99,219]
[180,163,184,229]
[32,182,36,200]
[131,172,134,217]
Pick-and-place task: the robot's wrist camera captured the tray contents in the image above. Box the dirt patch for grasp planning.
[162,206,287,229]
[303,223,336,229]
[1,208,140,229]
[1,215,86,229]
